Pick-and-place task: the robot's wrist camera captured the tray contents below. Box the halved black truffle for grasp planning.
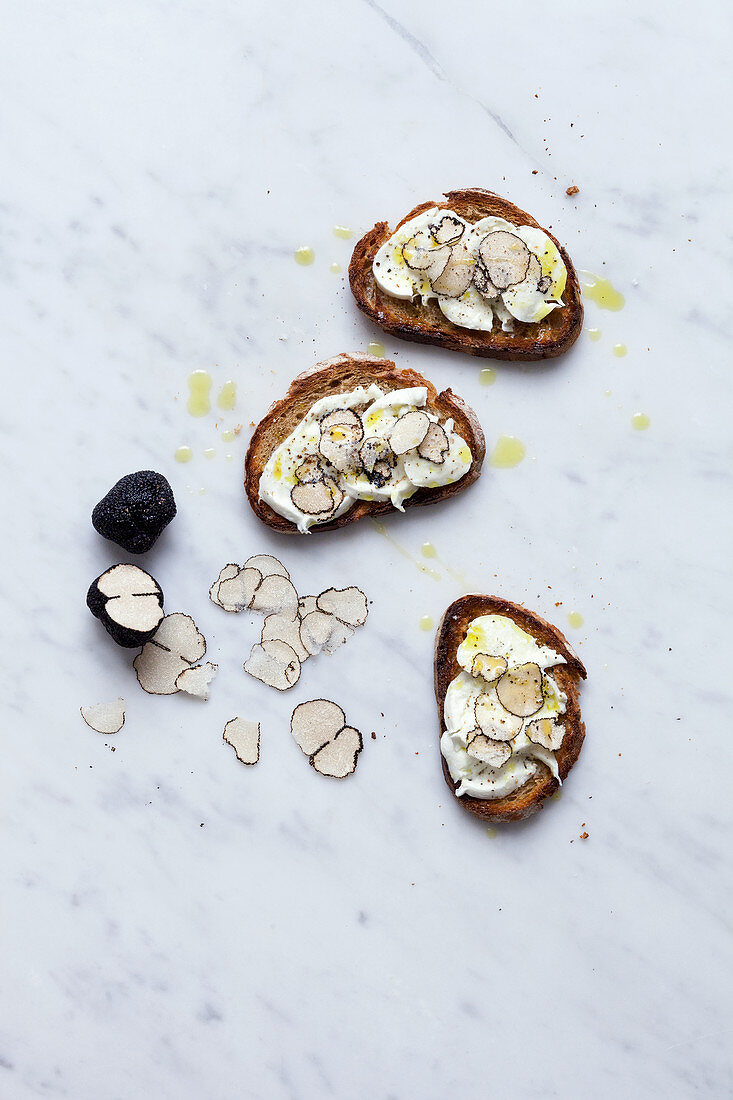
[87,563,164,648]
[92,471,176,554]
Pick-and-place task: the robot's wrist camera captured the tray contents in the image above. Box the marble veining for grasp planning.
[1,1,731,1098]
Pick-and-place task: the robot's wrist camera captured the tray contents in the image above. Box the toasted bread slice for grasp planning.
[435,595,587,821]
[244,353,485,534]
[349,188,583,362]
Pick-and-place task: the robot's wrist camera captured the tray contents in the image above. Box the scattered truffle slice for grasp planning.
[478,231,531,290]
[244,640,300,690]
[295,456,323,483]
[526,717,565,751]
[360,436,396,475]
[430,239,474,298]
[318,409,363,471]
[300,610,336,656]
[250,574,299,619]
[209,563,240,606]
[134,613,206,695]
[321,618,355,654]
[316,587,369,628]
[311,726,363,778]
[261,612,310,663]
[223,717,260,765]
[471,653,508,684]
[402,229,450,277]
[175,662,218,700]
[466,732,512,768]
[87,564,164,648]
[291,698,346,756]
[389,410,431,455]
[416,423,449,464]
[80,698,126,734]
[91,470,176,554]
[430,215,465,245]
[243,554,290,581]
[217,567,261,612]
[475,693,523,741]
[298,594,318,618]
[496,663,544,718]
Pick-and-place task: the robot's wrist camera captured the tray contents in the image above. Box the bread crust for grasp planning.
[244,353,485,534]
[434,595,587,821]
[349,188,583,362]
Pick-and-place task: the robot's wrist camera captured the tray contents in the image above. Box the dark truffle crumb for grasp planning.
[92,471,176,553]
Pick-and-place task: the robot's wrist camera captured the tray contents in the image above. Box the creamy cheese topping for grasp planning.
[441,614,568,799]
[373,209,567,331]
[259,385,472,533]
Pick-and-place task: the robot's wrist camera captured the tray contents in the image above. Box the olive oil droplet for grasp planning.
[567,611,584,628]
[217,381,236,410]
[612,343,627,358]
[294,246,315,265]
[175,445,193,463]
[333,225,354,239]
[187,370,212,417]
[479,368,497,385]
[578,272,625,311]
[419,616,434,632]
[631,412,650,431]
[421,543,437,559]
[588,328,602,341]
[330,262,342,273]
[203,447,215,459]
[367,341,385,357]
[489,436,526,468]
[221,428,235,443]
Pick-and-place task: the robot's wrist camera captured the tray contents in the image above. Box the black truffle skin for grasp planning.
[92,471,177,554]
[86,567,164,648]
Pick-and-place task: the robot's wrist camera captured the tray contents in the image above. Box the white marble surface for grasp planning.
[3,2,731,1097]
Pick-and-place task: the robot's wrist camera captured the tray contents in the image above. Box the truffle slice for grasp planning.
[389,411,431,456]
[496,663,544,718]
[210,565,261,612]
[473,260,501,301]
[134,612,206,695]
[475,693,523,741]
[250,574,299,619]
[402,229,450,277]
[261,611,310,663]
[311,726,363,778]
[360,436,395,475]
[91,470,176,554]
[526,717,565,751]
[87,564,164,648]
[244,640,300,690]
[223,717,260,765]
[318,409,363,471]
[430,215,465,245]
[209,563,240,606]
[416,423,449,465]
[291,478,343,517]
[316,587,368,628]
[298,594,318,618]
[466,732,512,768]
[175,662,218,700]
[80,698,126,734]
[243,554,290,581]
[294,456,323,483]
[478,231,531,290]
[537,274,552,294]
[471,653,508,684]
[300,610,336,656]
[291,698,346,756]
[430,240,474,298]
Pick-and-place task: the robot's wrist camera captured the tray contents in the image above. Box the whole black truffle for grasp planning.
[92,471,176,554]
[87,563,164,648]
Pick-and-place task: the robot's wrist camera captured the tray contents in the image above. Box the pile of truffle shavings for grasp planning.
[209,554,368,690]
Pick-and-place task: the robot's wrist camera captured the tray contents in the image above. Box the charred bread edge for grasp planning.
[434,594,587,822]
[349,188,583,362]
[244,353,486,534]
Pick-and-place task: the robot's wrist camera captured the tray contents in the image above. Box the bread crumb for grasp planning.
[580,831,589,840]
[566,185,580,196]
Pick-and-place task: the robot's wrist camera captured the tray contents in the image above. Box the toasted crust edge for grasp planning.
[243,353,486,535]
[434,594,587,822]
[349,188,583,362]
